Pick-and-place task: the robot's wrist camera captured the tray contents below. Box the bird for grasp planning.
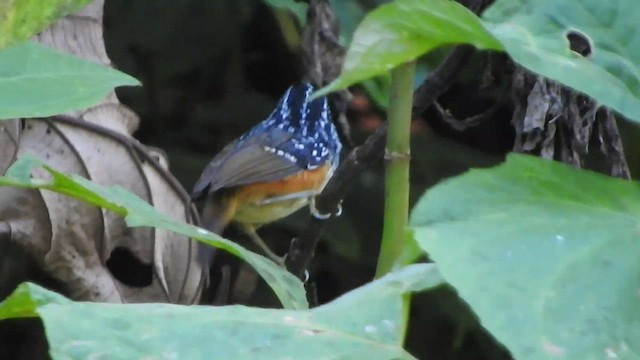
[191,83,342,266]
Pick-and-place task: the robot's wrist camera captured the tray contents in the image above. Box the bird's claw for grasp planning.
[269,253,287,268]
[310,198,342,220]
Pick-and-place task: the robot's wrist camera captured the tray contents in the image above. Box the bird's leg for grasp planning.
[242,224,286,267]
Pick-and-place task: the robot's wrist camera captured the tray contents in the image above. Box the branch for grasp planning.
[413,45,476,114]
[302,0,352,146]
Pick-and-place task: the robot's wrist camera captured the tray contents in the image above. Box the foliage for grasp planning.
[2,156,308,310]
[312,0,639,358]
[2,0,640,358]
[0,0,138,120]
[314,0,504,97]
[317,0,640,123]
[411,155,640,358]
[0,0,93,48]
[482,0,640,123]
[0,41,138,120]
[0,264,442,359]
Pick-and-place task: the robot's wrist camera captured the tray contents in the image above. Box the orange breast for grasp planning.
[229,163,331,225]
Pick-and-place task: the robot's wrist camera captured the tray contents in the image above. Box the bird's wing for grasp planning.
[191,128,305,200]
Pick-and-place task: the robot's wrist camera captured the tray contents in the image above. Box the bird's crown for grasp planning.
[241,83,342,170]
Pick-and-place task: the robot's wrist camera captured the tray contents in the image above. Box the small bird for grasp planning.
[192,83,342,265]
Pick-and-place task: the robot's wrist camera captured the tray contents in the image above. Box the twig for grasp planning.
[302,0,352,146]
[413,45,475,114]
[433,99,501,131]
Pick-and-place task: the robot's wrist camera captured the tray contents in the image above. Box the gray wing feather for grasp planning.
[191,128,304,200]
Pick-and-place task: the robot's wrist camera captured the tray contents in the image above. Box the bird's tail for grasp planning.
[197,195,235,266]
[196,195,236,303]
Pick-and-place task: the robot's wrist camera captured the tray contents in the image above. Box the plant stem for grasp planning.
[375,61,416,278]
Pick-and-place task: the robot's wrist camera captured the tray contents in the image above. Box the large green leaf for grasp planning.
[0,264,442,359]
[410,154,640,359]
[315,0,503,97]
[0,0,92,48]
[317,0,640,122]
[1,155,308,310]
[0,41,139,120]
[482,0,640,122]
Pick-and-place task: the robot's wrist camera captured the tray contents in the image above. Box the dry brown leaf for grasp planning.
[0,0,209,304]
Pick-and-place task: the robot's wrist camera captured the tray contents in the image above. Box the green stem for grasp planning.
[375,61,416,278]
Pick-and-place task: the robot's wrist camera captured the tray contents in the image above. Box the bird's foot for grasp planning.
[244,225,287,268]
[309,198,342,220]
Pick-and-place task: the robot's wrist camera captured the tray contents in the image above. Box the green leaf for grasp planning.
[482,0,640,122]
[0,0,93,48]
[396,228,422,267]
[361,75,391,109]
[315,0,503,97]
[0,265,442,359]
[0,41,139,120]
[328,0,388,46]
[316,0,640,122]
[410,154,640,359]
[1,155,308,310]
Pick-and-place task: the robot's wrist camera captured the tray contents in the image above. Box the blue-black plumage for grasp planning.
[240,83,342,171]
[192,83,342,200]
